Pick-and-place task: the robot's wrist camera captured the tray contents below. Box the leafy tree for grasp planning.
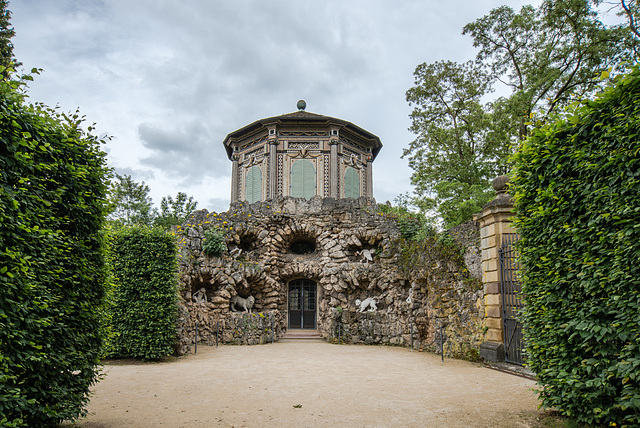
[404,60,508,228]
[595,0,640,57]
[0,1,20,80]
[0,74,109,426]
[512,65,640,426]
[463,0,629,135]
[405,0,633,227]
[154,191,198,230]
[107,173,155,227]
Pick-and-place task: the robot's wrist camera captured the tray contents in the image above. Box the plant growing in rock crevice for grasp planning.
[202,229,227,257]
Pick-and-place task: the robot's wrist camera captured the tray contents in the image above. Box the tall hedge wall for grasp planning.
[0,79,109,426]
[107,226,178,360]
[512,67,640,426]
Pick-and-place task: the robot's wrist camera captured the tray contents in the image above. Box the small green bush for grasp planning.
[202,229,227,257]
[512,66,640,426]
[106,226,178,360]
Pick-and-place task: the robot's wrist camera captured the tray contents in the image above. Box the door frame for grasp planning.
[287,279,317,330]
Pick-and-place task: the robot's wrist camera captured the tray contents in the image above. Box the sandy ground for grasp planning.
[67,342,544,428]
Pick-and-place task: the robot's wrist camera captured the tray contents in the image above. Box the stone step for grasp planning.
[279,329,324,342]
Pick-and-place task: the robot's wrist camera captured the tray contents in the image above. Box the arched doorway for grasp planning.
[288,279,317,329]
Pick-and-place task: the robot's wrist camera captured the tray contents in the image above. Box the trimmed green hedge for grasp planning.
[512,67,640,426]
[106,226,178,360]
[0,78,109,426]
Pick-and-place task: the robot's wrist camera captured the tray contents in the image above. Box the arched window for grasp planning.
[245,166,262,203]
[290,159,316,199]
[344,167,360,198]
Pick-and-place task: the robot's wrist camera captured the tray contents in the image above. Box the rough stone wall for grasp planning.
[174,196,485,359]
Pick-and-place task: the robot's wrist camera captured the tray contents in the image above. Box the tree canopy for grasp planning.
[405,0,635,227]
[107,173,198,231]
[0,0,19,80]
[404,60,505,228]
[153,192,198,230]
[107,173,155,227]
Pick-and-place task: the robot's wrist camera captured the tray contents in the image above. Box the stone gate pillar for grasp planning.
[473,176,514,362]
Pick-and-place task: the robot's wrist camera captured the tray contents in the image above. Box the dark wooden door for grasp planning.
[288,279,316,329]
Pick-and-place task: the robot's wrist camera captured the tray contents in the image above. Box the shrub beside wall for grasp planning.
[512,67,640,426]
[0,78,109,426]
[107,227,179,360]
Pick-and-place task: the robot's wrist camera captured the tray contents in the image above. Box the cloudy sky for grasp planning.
[12,0,539,213]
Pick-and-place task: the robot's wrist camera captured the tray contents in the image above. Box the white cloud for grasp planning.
[11,0,538,212]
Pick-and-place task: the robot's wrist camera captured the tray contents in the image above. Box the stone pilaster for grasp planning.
[268,138,278,199]
[473,175,514,362]
[329,137,339,198]
[231,155,239,202]
[365,154,373,198]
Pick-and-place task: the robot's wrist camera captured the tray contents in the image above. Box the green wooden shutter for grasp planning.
[344,167,360,198]
[291,160,316,199]
[245,166,262,203]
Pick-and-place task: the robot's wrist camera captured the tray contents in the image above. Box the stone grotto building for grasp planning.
[174,102,516,364]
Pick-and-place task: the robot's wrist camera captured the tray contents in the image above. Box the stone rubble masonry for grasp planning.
[174,196,485,360]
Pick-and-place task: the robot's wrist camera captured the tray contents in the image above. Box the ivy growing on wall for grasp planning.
[106,226,179,360]
[377,203,435,241]
[512,66,640,426]
[0,72,109,427]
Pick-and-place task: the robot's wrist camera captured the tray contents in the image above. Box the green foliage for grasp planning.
[463,1,630,121]
[106,226,178,360]
[153,191,198,231]
[0,1,20,80]
[511,65,640,426]
[377,203,435,241]
[202,228,227,257]
[107,173,155,227]
[406,0,633,227]
[404,60,502,228]
[396,232,465,285]
[594,0,640,60]
[0,74,109,426]
[107,175,198,232]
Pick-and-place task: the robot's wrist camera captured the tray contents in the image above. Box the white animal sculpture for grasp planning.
[355,297,378,313]
[230,295,255,313]
[361,249,374,263]
[192,287,207,304]
[406,289,414,305]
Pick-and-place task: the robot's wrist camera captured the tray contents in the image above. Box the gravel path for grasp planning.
[68,342,542,427]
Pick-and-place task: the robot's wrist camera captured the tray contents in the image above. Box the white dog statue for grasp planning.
[230,295,255,313]
[355,297,378,313]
